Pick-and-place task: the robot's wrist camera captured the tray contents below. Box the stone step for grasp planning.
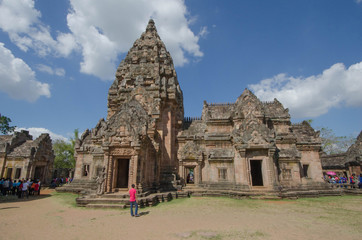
[86,203,126,209]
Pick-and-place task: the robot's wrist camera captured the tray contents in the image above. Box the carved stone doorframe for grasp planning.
[179,156,202,186]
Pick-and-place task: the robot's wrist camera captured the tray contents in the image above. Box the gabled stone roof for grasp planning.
[292,121,321,144]
[321,153,348,169]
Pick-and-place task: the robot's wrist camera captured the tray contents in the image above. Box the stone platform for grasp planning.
[72,187,362,209]
[76,191,190,209]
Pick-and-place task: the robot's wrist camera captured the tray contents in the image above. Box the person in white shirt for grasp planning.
[22,181,29,198]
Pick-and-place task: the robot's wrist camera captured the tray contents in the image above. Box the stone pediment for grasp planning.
[234,89,263,119]
[208,148,234,161]
[178,141,204,160]
[233,118,274,147]
[105,100,149,144]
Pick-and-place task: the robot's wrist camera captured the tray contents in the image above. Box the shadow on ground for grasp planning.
[0,194,52,204]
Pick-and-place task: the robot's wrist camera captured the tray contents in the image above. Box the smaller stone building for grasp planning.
[321,131,362,177]
[0,130,54,183]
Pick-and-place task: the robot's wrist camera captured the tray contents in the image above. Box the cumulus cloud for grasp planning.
[15,127,68,142]
[0,0,77,57]
[67,0,204,80]
[36,64,66,76]
[249,62,362,118]
[0,43,50,102]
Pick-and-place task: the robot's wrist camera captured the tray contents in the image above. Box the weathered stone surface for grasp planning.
[73,19,329,195]
[74,19,184,193]
[0,130,54,183]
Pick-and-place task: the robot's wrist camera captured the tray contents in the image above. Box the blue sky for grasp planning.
[0,0,361,141]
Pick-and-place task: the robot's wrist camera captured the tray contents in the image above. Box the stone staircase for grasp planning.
[76,191,190,209]
[55,179,97,195]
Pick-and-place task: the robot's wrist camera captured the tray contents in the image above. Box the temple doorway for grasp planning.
[34,166,45,181]
[116,159,129,188]
[250,160,263,186]
[186,167,195,184]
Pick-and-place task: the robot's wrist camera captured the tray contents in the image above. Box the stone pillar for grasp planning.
[106,155,113,193]
[133,154,139,188]
[238,149,249,186]
[268,148,278,187]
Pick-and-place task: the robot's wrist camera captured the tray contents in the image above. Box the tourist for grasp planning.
[349,175,356,188]
[38,180,41,195]
[358,174,362,189]
[21,180,29,198]
[17,180,23,198]
[0,178,3,196]
[129,184,139,217]
[34,181,40,195]
[2,178,9,196]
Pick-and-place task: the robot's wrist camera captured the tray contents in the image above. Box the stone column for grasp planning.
[238,149,249,185]
[133,155,139,188]
[106,155,113,193]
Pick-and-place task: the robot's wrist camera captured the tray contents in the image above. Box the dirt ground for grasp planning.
[0,189,361,240]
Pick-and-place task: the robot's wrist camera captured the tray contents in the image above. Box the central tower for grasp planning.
[104,19,184,190]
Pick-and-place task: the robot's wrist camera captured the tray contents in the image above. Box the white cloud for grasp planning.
[55,68,66,77]
[249,62,362,118]
[15,127,68,142]
[0,43,50,102]
[198,26,209,38]
[0,0,77,57]
[67,0,204,80]
[36,64,66,77]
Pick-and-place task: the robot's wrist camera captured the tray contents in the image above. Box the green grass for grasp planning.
[51,192,78,207]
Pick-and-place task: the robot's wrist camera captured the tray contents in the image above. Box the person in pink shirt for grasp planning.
[129,184,139,217]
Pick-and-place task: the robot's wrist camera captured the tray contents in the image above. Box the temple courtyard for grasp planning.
[0,190,361,240]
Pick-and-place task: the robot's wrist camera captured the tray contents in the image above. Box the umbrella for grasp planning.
[326,171,336,176]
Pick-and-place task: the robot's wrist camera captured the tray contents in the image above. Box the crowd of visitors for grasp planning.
[50,177,73,188]
[325,173,362,188]
[0,178,41,198]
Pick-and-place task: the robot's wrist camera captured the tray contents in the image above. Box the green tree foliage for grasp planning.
[53,129,79,169]
[53,139,75,169]
[0,114,16,134]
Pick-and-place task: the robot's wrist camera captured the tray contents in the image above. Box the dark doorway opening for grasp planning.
[34,166,44,181]
[186,167,195,184]
[6,168,13,179]
[250,160,263,186]
[117,159,129,188]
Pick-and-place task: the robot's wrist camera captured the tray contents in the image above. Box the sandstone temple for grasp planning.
[0,130,54,184]
[73,20,326,195]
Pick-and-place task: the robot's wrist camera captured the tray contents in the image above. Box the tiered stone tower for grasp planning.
[74,20,184,192]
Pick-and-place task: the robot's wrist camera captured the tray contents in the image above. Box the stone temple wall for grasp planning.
[74,19,327,194]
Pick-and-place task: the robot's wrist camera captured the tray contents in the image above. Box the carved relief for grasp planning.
[110,148,134,156]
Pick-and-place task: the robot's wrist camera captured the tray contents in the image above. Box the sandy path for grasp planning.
[0,191,361,240]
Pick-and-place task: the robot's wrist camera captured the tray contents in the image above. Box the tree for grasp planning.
[53,139,75,169]
[0,114,16,134]
[318,127,356,154]
[53,129,79,170]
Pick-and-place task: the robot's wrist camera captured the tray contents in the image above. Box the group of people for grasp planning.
[0,178,41,198]
[50,177,73,188]
[325,173,362,188]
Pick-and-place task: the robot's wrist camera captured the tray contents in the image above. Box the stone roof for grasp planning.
[292,121,321,144]
[345,131,362,165]
[321,153,348,169]
[0,135,12,152]
[202,102,234,121]
[263,98,290,119]
[7,140,35,157]
[7,133,51,158]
